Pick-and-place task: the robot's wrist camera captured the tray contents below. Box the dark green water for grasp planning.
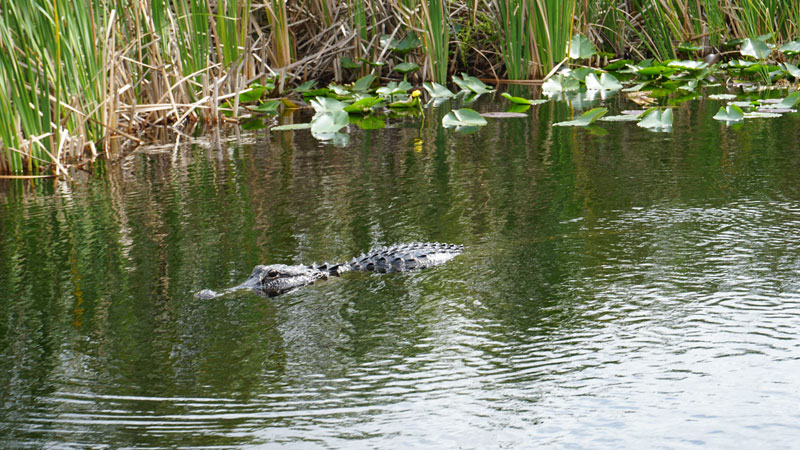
[3,92,800,448]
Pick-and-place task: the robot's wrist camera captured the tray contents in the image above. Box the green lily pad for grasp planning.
[741,38,771,59]
[481,111,528,118]
[442,108,488,127]
[249,99,282,113]
[637,107,673,129]
[353,74,377,92]
[568,33,597,59]
[310,96,347,113]
[376,80,412,97]
[667,60,708,71]
[604,59,634,71]
[293,80,316,93]
[393,62,420,74]
[423,82,455,98]
[778,91,800,108]
[501,92,548,105]
[713,104,745,121]
[452,73,494,94]
[599,113,642,122]
[350,115,386,130]
[271,123,312,131]
[344,96,383,113]
[238,83,271,103]
[585,72,622,91]
[542,73,580,94]
[743,111,782,118]
[311,110,349,133]
[341,56,361,69]
[708,94,737,100]
[637,65,676,77]
[780,40,800,55]
[553,107,608,127]
[783,62,800,79]
[677,42,703,52]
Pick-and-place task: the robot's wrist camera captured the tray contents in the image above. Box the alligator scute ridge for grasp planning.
[196,242,463,299]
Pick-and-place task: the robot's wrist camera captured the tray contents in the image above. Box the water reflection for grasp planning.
[2,93,800,448]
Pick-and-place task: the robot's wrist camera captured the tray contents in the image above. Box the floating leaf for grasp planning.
[585,72,622,91]
[553,107,608,127]
[238,83,270,103]
[507,104,531,113]
[340,56,361,69]
[310,96,347,113]
[778,91,800,108]
[293,80,316,93]
[567,34,597,59]
[311,110,349,133]
[637,65,676,77]
[604,59,634,71]
[383,33,421,55]
[713,104,745,121]
[423,82,456,98]
[393,62,420,74]
[677,42,703,52]
[542,73,580,94]
[501,92,547,105]
[452,73,494,94]
[667,60,708,71]
[249,99,281,113]
[637,108,673,129]
[376,80,412,97]
[271,123,312,131]
[744,111,782,118]
[708,94,737,100]
[344,96,383,113]
[350,115,386,130]
[783,62,800,79]
[780,40,800,55]
[741,38,771,59]
[353,74,376,92]
[481,111,528,118]
[599,113,642,122]
[442,108,488,127]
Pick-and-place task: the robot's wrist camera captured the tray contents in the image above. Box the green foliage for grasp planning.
[554,107,608,127]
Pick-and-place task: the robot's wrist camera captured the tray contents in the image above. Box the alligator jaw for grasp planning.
[246,264,328,296]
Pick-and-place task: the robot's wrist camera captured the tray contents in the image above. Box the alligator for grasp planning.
[195,242,463,299]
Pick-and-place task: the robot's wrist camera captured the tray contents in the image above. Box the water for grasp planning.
[3,92,800,448]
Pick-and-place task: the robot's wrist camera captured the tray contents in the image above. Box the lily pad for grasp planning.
[393,62,420,74]
[677,42,703,52]
[481,111,528,118]
[568,34,597,59]
[501,92,548,105]
[271,123,312,131]
[311,110,349,133]
[353,74,377,92]
[783,62,800,79]
[708,94,737,100]
[637,108,673,129]
[778,91,800,108]
[249,99,282,113]
[376,80,412,97]
[553,107,608,127]
[741,38,771,60]
[442,108,488,127]
[542,73,580,94]
[293,80,316,93]
[452,73,494,94]
[743,111,782,118]
[340,56,361,70]
[343,96,383,113]
[599,114,642,122]
[310,97,347,113]
[667,60,708,71]
[585,72,622,91]
[713,104,745,121]
[780,40,800,56]
[423,82,456,98]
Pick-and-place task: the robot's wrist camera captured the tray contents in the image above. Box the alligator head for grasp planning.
[241,263,329,296]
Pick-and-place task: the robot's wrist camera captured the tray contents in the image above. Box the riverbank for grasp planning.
[2,0,799,175]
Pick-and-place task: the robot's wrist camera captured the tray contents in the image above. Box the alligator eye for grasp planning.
[267,270,279,278]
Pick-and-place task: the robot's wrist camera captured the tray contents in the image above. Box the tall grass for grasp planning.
[3,0,800,174]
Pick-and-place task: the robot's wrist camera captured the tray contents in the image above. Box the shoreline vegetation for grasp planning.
[1,0,799,176]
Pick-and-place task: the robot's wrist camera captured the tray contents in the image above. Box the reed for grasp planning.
[3,0,800,174]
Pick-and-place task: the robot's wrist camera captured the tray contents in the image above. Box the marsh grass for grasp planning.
[2,0,800,174]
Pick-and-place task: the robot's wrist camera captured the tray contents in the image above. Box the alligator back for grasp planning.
[346,242,463,273]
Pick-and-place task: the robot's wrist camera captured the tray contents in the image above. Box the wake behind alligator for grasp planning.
[196,242,463,299]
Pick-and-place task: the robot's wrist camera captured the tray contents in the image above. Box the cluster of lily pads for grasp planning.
[233,32,800,142]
